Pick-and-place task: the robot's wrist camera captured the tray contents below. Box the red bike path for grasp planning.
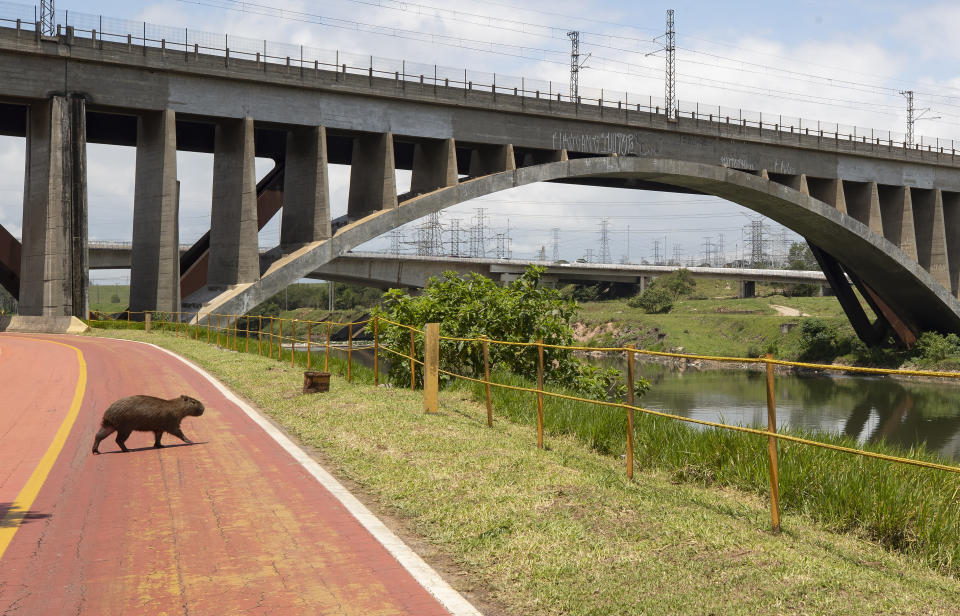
[0,334,467,615]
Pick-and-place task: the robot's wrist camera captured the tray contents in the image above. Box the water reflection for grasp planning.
[612,359,960,462]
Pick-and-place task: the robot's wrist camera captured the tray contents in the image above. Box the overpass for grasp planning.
[2,9,960,345]
[87,243,829,297]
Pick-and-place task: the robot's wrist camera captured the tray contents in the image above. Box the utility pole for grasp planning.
[902,90,915,147]
[900,90,939,147]
[40,0,55,36]
[665,9,676,120]
[568,30,580,100]
[552,228,560,261]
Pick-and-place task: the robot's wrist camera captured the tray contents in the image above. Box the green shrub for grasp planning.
[654,268,696,299]
[627,287,674,313]
[797,319,839,361]
[912,332,960,364]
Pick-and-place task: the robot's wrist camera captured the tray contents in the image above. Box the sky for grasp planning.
[2,0,960,283]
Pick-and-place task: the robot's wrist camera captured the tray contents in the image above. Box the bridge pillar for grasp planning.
[806,177,847,215]
[942,191,960,298]
[469,144,516,176]
[130,109,180,313]
[877,185,918,261]
[410,138,457,194]
[738,280,756,298]
[912,188,951,290]
[208,117,260,286]
[844,181,884,236]
[347,132,397,220]
[19,95,88,318]
[280,125,331,247]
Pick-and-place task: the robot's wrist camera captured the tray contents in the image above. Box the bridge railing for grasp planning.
[1,2,954,157]
[85,309,960,565]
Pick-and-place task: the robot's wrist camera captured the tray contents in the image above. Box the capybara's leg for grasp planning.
[115,429,132,452]
[169,428,193,444]
[153,431,164,448]
[92,425,116,454]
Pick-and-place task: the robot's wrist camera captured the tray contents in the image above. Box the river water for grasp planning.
[624,360,960,462]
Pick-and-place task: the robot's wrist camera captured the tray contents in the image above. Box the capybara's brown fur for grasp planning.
[91,394,205,454]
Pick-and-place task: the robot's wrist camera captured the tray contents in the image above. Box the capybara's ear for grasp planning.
[181,395,189,401]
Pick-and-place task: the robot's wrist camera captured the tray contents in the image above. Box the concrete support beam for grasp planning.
[410,138,457,195]
[130,109,180,313]
[844,181,883,236]
[912,188,951,290]
[769,173,808,195]
[807,177,847,214]
[347,132,397,220]
[280,125,331,247]
[943,191,960,298]
[877,185,918,261]
[19,95,88,318]
[469,144,516,176]
[208,116,260,286]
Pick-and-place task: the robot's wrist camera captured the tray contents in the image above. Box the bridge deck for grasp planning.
[0,334,461,615]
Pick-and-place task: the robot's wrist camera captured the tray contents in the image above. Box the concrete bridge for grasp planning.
[2,16,960,345]
[88,244,829,297]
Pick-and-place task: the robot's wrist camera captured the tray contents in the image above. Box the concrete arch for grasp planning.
[195,156,960,335]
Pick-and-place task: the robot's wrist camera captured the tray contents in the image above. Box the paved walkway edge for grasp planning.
[124,338,484,616]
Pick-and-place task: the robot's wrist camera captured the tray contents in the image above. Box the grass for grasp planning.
[87,325,960,615]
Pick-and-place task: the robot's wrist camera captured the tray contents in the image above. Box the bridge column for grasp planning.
[844,181,883,236]
[877,185,918,261]
[19,95,88,318]
[410,138,457,194]
[280,125,331,247]
[347,132,397,220]
[469,144,516,176]
[738,280,756,298]
[942,191,960,298]
[912,188,951,290]
[208,117,260,286]
[806,177,847,214]
[130,109,180,313]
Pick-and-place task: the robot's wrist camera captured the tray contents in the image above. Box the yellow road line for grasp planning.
[0,337,87,560]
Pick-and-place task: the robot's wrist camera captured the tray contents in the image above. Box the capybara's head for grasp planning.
[179,395,205,417]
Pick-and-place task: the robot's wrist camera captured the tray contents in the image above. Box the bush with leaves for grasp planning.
[626,287,674,313]
[654,268,696,299]
[797,319,840,361]
[374,266,648,400]
[912,332,960,365]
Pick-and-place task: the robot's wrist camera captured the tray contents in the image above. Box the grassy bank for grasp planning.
[88,327,960,615]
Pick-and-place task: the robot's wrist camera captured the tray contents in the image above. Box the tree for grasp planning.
[787,242,818,270]
[654,268,696,299]
[627,287,674,313]
[375,266,648,400]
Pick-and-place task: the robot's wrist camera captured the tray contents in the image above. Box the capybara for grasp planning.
[92,394,205,454]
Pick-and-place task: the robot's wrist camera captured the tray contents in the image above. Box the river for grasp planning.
[623,360,960,462]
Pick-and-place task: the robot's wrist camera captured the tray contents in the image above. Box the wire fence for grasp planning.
[87,309,960,536]
[1,1,957,156]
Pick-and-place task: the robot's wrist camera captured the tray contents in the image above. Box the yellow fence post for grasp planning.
[347,323,354,382]
[206,317,211,343]
[325,322,331,371]
[373,317,380,387]
[423,323,439,413]
[625,344,636,481]
[268,318,275,359]
[765,353,782,534]
[291,320,297,367]
[307,322,312,371]
[537,339,545,449]
[482,336,492,427]
[216,315,221,347]
[245,317,250,353]
[257,316,262,356]
[145,312,151,333]
[409,329,416,390]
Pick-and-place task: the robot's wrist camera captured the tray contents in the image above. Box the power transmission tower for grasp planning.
[672,243,683,265]
[552,228,560,261]
[598,218,611,263]
[652,239,662,265]
[40,0,55,36]
[537,245,547,261]
[664,9,676,120]
[469,208,487,257]
[416,213,443,256]
[743,218,769,266]
[584,248,594,262]
[387,229,403,255]
[448,218,463,256]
